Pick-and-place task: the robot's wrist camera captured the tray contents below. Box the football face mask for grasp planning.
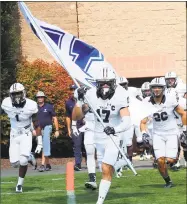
[151,86,164,98]
[96,79,116,100]
[165,78,177,88]
[142,89,151,98]
[10,91,25,105]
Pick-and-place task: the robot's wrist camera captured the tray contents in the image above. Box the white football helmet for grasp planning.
[150,77,166,87]
[117,76,128,84]
[165,71,178,88]
[117,76,128,90]
[150,77,166,98]
[95,64,117,100]
[141,82,151,98]
[9,83,26,106]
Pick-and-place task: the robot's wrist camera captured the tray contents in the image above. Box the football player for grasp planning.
[172,84,187,168]
[140,82,153,160]
[177,84,187,166]
[1,83,41,193]
[117,77,134,165]
[141,82,151,99]
[72,65,131,204]
[73,88,97,189]
[165,71,178,89]
[165,73,186,169]
[140,77,186,188]
[80,111,97,189]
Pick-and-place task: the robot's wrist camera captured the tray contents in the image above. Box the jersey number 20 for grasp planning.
[96,109,110,123]
[153,112,168,122]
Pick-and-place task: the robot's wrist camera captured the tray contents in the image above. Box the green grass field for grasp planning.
[1,169,186,204]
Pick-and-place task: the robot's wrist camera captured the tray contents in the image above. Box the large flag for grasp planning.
[19,2,157,125]
[18,2,114,88]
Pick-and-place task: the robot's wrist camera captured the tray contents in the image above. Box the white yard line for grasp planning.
[1,186,85,195]
[121,174,142,178]
[51,178,64,181]
[1,189,64,195]
[1,181,14,184]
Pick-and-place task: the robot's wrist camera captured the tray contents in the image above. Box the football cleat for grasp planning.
[164,181,173,188]
[170,160,180,171]
[139,154,144,161]
[145,154,152,160]
[16,185,23,193]
[85,181,97,190]
[85,173,97,190]
[115,167,123,178]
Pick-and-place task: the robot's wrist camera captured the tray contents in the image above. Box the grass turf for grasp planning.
[1,169,186,204]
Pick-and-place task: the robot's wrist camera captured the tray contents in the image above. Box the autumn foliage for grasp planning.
[16,59,73,136]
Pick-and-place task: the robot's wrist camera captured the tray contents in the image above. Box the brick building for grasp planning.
[20,2,186,85]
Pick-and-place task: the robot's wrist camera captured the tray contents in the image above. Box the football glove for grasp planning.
[71,121,79,137]
[35,135,43,154]
[104,126,115,135]
[142,133,150,144]
[180,131,187,148]
[77,87,87,101]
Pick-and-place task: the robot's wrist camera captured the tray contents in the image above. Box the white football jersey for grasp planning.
[166,88,186,132]
[128,87,141,98]
[1,97,38,131]
[85,85,129,133]
[165,87,179,99]
[147,94,179,135]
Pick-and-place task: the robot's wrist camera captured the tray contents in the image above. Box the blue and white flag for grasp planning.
[19,2,157,125]
[18,2,113,88]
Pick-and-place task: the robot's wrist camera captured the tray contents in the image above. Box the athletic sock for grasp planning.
[163,176,171,184]
[96,179,111,204]
[17,177,24,186]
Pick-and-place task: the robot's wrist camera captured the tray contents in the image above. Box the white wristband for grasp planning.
[72,120,76,126]
[183,125,187,131]
[37,135,42,145]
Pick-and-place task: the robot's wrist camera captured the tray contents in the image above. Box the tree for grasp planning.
[1,2,21,101]
[17,59,73,136]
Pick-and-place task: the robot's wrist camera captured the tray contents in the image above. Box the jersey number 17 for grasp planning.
[96,109,110,123]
